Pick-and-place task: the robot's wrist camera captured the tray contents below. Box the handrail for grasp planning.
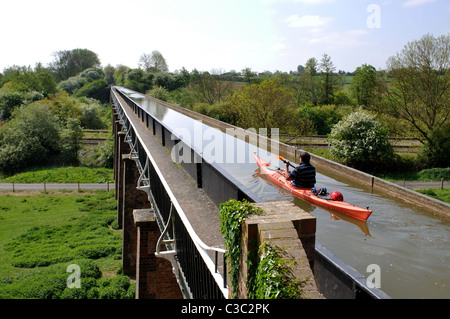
[111,88,228,298]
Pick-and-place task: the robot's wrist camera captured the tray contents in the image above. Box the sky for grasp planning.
[0,0,449,74]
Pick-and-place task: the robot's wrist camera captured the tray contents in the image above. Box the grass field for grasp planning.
[0,190,134,299]
[0,167,114,184]
[416,188,450,204]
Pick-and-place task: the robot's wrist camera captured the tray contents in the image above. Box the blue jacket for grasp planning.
[288,163,316,188]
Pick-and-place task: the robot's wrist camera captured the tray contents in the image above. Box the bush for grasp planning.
[417,168,450,181]
[58,76,87,94]
[418,123,450,168]
[0,89,24,121]
[146,86,169,101]
[74,79,109,103]
[328,109,395,172]
[80,103,106,129]
[0,103,61,172]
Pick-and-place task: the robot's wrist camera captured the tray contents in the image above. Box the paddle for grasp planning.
[274,155,296,169]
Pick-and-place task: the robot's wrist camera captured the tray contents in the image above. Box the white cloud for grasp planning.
[285,14,334,28]
[402,0,435,7]
[298,29,371,49]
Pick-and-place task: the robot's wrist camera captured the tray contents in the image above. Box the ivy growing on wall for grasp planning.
[219,199,263,298]
[219,199,305,299]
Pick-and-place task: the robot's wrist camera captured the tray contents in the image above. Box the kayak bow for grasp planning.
[253,153,373,221]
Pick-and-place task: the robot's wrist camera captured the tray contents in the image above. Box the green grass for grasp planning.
[416,188,450,204]
[0,190,134,299]
[0,166,114,183]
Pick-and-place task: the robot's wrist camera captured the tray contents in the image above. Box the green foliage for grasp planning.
[417,168,450,181]
[299,104,353,135]
[0,66,57,97]
[73,79,109,103]
[328,109,395,172]
[0,103,61,172]
[351,64,379,107]
[248,244,304,299]
[40,91,83,124]
[96,275,135,299]
[227,79,296,133]
[60,118,84,165]
[382,33,449,167]
[80,102,107,129]
[416,188,450,204]
[153,72,184,91]
[3,192,120,268]
[49,48,101,82]
[58,76,88,94]
[219,199,263,298]
[0,191,134,299]
[0,166,113,183]
[219,199,306,299]
[146,86,169,102]
[418,123,450,168]
[122,69,153,93]
[0,89,24,121]
[97,137,114,168]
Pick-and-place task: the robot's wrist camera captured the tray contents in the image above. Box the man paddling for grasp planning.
[285,151,316,189]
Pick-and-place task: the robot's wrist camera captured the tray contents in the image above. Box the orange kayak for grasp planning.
[253,153,373,221]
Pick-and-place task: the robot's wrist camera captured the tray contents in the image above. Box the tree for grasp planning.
[191,71,232,105]
[319,53,338,105]
[382,33,450,166]
[60,117,83,165]
[351,64,379,107]
[328,110,394,172]
[0,65,57,96]
[300,58,320,105]
[49,49,100,82]
[73,79,109,103]
[138,51,168,73]
[0,103,61,172]
[226,79,296,136]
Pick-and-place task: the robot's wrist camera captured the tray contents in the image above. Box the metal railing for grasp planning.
[111,88,228,299]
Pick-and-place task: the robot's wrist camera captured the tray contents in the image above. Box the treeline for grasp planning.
[1,34,448,175]
[0,49,112,174]
[110,35,449,172]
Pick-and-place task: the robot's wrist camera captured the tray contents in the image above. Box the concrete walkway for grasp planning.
[0,183,114,191]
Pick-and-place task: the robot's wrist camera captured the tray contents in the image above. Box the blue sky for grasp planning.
[0,0,448,73]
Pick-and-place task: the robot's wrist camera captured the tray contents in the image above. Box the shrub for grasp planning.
[0,103,61,172]
[0,89,24,121]
[97,275,135,299]
[418,123,450,168]
[249,244,305,299]
[219,199,264,298]
[58,76,87,94]
[417,168,450,181]
[74,79,109,103]
[146,86,169,101]
[328,109,395,172]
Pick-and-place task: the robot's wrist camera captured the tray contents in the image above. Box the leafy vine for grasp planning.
[219,199,305,299]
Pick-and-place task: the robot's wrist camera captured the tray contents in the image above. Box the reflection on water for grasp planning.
[118,87,450,299]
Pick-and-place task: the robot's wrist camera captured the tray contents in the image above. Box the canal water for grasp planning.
[118,87,450,299]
